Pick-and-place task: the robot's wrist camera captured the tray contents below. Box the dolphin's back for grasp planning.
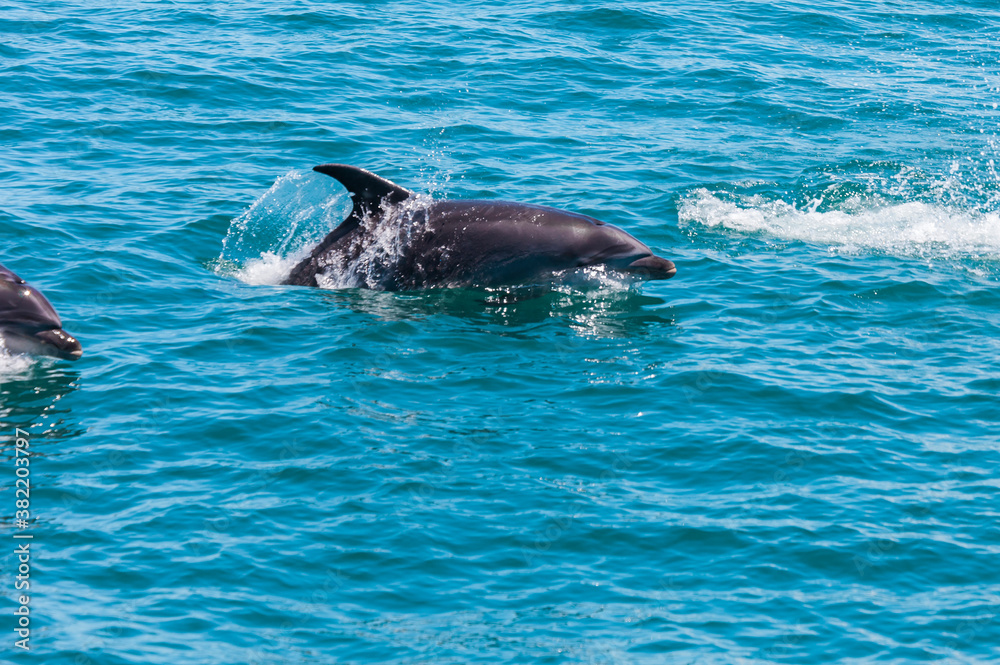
[284,164,675,289]
[400,200,616,286]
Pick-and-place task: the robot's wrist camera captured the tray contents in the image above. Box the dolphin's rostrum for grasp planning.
[284,164,676,290]
[0,263,82,360]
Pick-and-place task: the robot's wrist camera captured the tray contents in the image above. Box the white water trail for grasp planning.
[679,188,1000,258]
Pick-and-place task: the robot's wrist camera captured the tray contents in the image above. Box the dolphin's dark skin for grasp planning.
[284,164,676,290]
[0,263,82,360]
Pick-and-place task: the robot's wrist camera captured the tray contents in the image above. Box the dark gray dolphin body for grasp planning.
[284,164,676,290]
[0,263,82,360]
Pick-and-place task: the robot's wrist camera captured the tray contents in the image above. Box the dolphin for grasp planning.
[284,164,676,290]
[0,263,82,360]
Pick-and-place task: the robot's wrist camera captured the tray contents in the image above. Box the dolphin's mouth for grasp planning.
[623,255,677,280]
[1,326,83,360]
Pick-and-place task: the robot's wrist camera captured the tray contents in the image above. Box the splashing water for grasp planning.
[217,170,351,284]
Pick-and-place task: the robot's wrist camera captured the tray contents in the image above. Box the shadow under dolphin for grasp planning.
[284,164,677,290]
[0,262,82,360]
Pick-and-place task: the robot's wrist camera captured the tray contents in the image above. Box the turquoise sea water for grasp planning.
[3,1,1000,662]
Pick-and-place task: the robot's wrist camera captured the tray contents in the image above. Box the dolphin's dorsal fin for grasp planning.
[313,164,412,220]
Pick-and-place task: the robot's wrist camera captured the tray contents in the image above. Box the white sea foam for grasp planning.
[233,251,305,286]
[678,188,1000,257]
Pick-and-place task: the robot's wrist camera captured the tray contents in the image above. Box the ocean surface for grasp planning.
[2,1,1000,662]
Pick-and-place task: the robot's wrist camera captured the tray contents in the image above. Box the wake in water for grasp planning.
[678,159,1000,260]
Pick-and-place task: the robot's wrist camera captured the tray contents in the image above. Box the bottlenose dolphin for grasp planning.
[284,164,676,290]
[0,263,82,360]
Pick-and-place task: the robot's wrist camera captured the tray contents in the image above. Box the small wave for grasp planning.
[679,188,1000,258]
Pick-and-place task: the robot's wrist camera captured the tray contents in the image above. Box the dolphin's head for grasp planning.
[0,264,82,360]
[581,222,677,281]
